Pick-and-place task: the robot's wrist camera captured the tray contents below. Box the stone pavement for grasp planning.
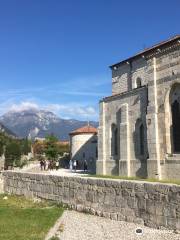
[56,210,180,240]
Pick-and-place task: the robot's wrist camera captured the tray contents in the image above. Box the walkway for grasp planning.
[55,210,180,240]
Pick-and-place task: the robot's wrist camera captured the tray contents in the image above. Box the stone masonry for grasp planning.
[2,171,180,231]
[97,35,180,180]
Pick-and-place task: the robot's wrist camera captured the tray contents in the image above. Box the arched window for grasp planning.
[96,146,98,158]
[139,124,144,155]
[111,124,118,156]
[114,127,118,155]
[136,77,142,88]
[169,84,180,153]
[172,100,180,152]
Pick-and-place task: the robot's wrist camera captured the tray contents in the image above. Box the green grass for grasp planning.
[88,174,180,185]
[0,194,64,240]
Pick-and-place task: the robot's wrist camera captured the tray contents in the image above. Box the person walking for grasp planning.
[44,160,47,171]
[69,159,73,172]
[84,159,88,172]
[40,160,44,171]
[55,160,59,170]
[73,160,77,172]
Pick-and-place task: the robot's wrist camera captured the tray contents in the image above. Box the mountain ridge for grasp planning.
[0,109,98,140]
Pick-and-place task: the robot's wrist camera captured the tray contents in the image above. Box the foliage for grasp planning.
[0,141,4,156]
[44,134,59,161]
[0,132,32,168]
[20,138,31,155]
[5,142,21,167]
[0,132,10,156]
[0,194,64,240]
[33,141,45,155]
[57,142,70,156]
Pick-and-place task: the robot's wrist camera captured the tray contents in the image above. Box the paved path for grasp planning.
[56,211,180,240]
[21,163,89,177]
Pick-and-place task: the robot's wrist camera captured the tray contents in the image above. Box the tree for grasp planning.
[33,141,45,155]
[44,134,59,161]
[0,138,5,156]
[57,142,70,156]
[5,141,21,167]
[21,138,31,155]
[0,132,10,156]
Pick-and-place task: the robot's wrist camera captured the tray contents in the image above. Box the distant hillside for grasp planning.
[0,109,98,140]
[0,122,16,138]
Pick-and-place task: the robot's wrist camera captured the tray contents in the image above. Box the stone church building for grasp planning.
[97,35,180,180]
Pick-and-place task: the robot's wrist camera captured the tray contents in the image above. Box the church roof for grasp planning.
[69,125,97,136]
[110,35,180,69]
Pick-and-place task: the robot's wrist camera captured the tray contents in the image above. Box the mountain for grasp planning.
[0,122,16,138]
[0,109,98,140]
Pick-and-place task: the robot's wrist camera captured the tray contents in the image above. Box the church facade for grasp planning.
[97,35,180,180]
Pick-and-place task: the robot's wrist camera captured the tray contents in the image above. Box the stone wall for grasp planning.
[2,171,180,230]
[70,133,97,173]
[97,86,148,177]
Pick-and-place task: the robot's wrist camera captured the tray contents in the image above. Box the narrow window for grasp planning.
[136,77,142,88]
[114,127,118,155]
[139,124,144,155]
[96,146,98,158]
[111,124,118,156]
[172,100,180,152]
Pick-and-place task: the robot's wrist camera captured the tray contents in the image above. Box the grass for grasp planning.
[0,194,64,240]
[88,174,180,185]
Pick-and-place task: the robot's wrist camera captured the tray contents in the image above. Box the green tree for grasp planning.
[21,138,31,155]
[0,138,5,156]
[44,134,59,161]
[5,141,21,167]
[33,141,44,155]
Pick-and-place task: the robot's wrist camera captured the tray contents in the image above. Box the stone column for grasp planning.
[119,104,130,176]
[96,101,106,175]
[146,57,162,179]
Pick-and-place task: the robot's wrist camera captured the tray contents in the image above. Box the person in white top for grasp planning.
[73,160,77,172]
[69,159,73,172]
[55,161,59,170]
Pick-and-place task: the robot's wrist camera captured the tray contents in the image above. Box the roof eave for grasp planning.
[109,35,180,69]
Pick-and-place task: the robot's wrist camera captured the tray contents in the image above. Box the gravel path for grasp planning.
[22,163,88,177]
[57,210,180,240]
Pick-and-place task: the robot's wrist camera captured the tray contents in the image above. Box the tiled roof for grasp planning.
[69,125,97,135]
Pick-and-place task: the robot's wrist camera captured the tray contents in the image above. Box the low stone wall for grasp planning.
[2,171,180,230]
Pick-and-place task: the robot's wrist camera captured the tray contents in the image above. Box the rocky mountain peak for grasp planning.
[0,109,98,140]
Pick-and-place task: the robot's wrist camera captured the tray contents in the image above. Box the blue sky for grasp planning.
[0,0,179,120]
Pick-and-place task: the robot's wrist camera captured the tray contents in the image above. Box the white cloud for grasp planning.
[45,103,98,120]
[9,102,39,112]
[0,101,99,121]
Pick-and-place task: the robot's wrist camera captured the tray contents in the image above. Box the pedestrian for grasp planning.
[55,160,59,170]
[40,160,44,171]
[84,159,88,172]
[44,160,47,171]
[69,159,73,172]
[73,160,77,172]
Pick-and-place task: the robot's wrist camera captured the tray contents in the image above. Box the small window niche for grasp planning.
[136,77,142,88]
